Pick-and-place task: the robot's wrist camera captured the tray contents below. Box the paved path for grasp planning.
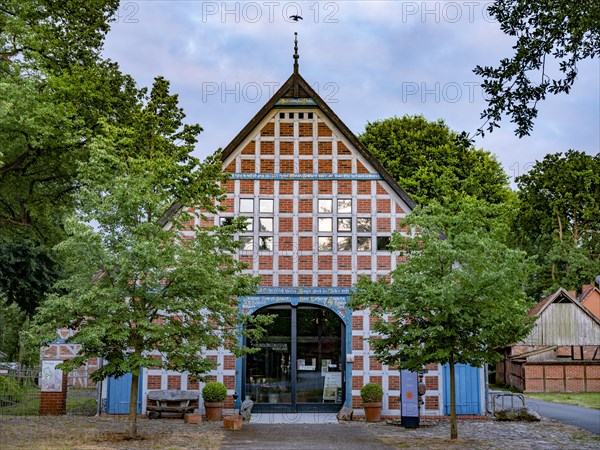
[524,397,600,434]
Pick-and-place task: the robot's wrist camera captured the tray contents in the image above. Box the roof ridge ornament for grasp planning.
[293,32,299,75]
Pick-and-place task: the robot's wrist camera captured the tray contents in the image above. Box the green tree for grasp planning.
[32,78,269,438]
[514,150,600,298]
[474,1,600,137]
[349,198,533,439]
[359,115,511,206]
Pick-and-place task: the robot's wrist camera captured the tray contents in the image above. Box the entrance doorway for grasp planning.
[244,304,345,412]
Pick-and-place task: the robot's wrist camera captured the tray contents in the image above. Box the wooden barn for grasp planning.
[497,287,600,392]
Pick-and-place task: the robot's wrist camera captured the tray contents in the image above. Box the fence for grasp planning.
[0,364,98,416]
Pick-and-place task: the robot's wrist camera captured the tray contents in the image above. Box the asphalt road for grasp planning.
[524,397,600,434]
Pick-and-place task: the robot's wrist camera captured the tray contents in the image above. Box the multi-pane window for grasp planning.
[259,218,273,232]
[240,237,254,251]
[318,236,333,251]
[259,236,273,251]
[318,218,333,232]
[239,199,254,213]
[243,217,253,232]
[337,199,352,213]
[357,218,371,232]
[337,237,352,252]
[318,199,333,213]
[259,199,273,213]
[337,218,351,232]
[357,237,372,251]
[377,236,391,251]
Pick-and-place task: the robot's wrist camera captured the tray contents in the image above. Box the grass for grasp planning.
[525,392,600,410]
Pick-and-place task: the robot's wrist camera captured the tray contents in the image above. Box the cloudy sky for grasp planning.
[102,1,599,184]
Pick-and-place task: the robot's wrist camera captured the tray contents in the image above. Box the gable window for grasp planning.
[337,218,351,232]
[240,198,254,213]
[318,199,333,214]
[337,199,352,214]
[376,236,391,251]
[318,236,333,251]
[337,237,352,252]
[318,218,333,232]
[259,236,273,251]
[259,199,274,213]
[357,218,371,232]
[259,218,273,232]
[357,237,372,251]
[240,237,254,251]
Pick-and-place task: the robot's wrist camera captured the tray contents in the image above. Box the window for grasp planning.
[318,199,333,213]
[357,237,372,251]
[337,237,352,251]
[318,237,333,251]
[337,199,352,213]
[240,237,254,251]
[318,218,333,232]
[243,217,253,232]
[259,199,273,213]
[298,112,304,119]
[259,218,273,232]
[288,113,294,119]
[377,236,391,251]
[357,218,371,232]
[240,199,254,213]
[220,217,233,227]
[259,236,273,251]
[279,112,285,119]
[308,113,314,119]
[337,218,351,232]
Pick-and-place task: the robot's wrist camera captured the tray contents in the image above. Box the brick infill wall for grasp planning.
[523,362,600,392]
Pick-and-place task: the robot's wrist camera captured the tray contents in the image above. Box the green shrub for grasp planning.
[360,383,383,403]
[202,382,227,403]
[0,375,25,406]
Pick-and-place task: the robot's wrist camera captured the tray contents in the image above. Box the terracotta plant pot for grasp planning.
[363,402,382,422]
[204,402,224,421]
[184,413,202,424]
[223,414,243,430]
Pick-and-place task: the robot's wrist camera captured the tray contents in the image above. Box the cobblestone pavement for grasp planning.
[1,415,598,449]
[221,418,600,450]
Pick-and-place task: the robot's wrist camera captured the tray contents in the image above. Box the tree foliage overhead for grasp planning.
[359,115,511,206]
[349,198,533,439]
[475,1,600,137]
[514,150,600,297]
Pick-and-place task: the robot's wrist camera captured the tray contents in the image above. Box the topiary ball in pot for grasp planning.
[360,383,383,422]
[202,382,227,421]
[202,382,228,403]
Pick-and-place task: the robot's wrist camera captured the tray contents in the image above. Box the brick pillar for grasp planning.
[40,360,68,415]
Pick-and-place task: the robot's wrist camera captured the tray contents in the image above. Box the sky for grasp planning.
[102,1,600,185]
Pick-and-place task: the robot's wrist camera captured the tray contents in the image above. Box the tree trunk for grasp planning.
[449,355,458,440]
[128,372,139,439]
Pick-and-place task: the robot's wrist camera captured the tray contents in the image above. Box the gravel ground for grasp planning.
[1,415,598,449]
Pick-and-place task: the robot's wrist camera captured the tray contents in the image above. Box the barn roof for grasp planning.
[529,287,600,326]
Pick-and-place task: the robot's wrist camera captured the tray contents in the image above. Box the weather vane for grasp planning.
[293,31,299,74]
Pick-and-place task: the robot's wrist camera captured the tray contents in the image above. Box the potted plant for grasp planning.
[361,383,383,422]
[202,382,227,421]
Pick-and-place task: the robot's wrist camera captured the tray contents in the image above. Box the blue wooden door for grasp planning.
[443,364,481,415]
[107,371,143,414]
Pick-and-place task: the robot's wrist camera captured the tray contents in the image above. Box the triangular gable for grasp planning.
[529,287,600,326]
[221,71,416,211]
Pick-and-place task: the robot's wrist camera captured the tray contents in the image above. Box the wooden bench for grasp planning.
[146,390,199,419]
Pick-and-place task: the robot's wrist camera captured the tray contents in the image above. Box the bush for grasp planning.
[360,383,383,403]
[202,382,227,403]
[0,375,25,406]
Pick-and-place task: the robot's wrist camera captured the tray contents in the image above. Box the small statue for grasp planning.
[240,395,254,422]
